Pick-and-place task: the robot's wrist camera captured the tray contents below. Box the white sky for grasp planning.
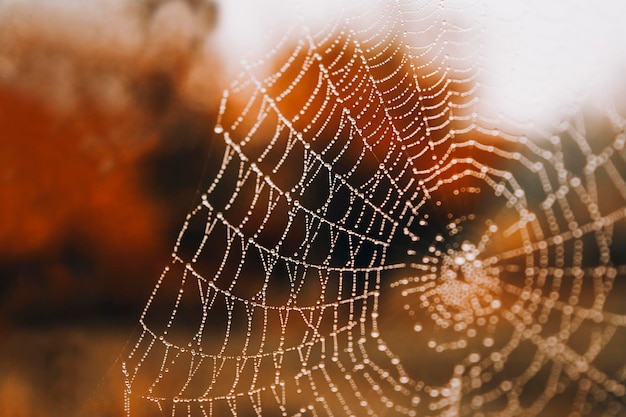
[2,0,625,125]
[476,0,626,124]
[215,0,626,125]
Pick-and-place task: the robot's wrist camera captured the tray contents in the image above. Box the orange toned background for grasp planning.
[0,1,222,415]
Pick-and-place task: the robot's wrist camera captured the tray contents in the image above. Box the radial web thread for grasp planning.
[122,1,626,416]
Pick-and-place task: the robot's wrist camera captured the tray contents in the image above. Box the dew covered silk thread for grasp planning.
[122,1,626,416]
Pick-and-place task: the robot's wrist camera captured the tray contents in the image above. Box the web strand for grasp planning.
[123,1,626,416]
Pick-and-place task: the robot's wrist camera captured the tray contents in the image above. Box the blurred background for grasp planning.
[1,0,626,416]
[0,0,224,415]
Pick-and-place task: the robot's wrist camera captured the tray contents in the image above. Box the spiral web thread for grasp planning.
[122,1,626,416]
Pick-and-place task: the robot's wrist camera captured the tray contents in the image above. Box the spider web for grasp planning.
[122,1,626,416]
